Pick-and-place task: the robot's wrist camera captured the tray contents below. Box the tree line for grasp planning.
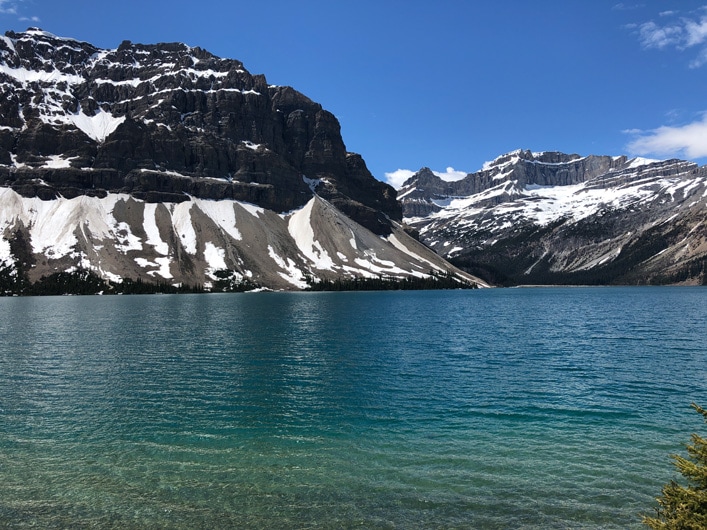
[0,264,257,296]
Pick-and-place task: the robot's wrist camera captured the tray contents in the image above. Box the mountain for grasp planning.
[0,28,483,292]
[399,150,707,285]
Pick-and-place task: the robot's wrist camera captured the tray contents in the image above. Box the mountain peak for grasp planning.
[6,27,89,47]
[401,150,707,285]
[480,149,588,172]
[0,30,479,292]
[0,29,402,228]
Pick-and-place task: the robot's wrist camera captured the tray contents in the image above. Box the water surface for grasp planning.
[1,287,706,528]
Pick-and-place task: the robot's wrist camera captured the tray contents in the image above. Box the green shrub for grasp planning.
[644,404,707,529]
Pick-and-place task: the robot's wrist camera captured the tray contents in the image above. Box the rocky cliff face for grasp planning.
[0,29,480,291]
[400,150,707,285]
[0,28,399,232]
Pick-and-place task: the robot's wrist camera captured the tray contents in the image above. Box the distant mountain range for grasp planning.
[1,29,704,292]
[0,28,483,292]
[399,150,707,285]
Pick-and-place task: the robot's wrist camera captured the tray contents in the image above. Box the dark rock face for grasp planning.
[0,28,400,233]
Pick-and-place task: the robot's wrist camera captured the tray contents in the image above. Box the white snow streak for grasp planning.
[143,203,169,255]
[239,202,264,218]
[204,242,227,277]
[134,256,172,279]
[288,198,335,270]
[0,238,10,264]
[43,155,76,169]
[387,233,444,273]
[0,63,84,85]
[268,244,308,288]
[171,202,197,254]
[194,198,241,241]
[65,107,125,143]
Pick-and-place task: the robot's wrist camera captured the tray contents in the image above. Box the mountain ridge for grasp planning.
[0,28,400,232]
[2,28,704,290]
[0,28,483,292]
[400,149,707,285]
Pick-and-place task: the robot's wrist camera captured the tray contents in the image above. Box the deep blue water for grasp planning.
[0,287,706,528]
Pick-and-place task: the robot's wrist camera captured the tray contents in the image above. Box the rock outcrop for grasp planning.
[0,28,400,233]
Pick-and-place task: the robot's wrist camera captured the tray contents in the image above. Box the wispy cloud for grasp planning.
[613,3,645,11]
[625,113,707,159]
[384,167,467,189]
[637,21,683,49]
[631,8,707,67]
[0,0,40,23]
[0,0,18,15]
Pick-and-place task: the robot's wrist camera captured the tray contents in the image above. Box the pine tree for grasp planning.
[644,403,707,529]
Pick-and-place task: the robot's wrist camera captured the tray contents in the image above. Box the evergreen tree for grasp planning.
[644,403,707,529]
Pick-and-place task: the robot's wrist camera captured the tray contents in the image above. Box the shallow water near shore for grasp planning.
[1,287,706,528]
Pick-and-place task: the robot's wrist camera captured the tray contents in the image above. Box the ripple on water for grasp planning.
[0,287,706,528]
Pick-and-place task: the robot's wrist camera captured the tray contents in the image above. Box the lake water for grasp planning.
[0,287,706,529]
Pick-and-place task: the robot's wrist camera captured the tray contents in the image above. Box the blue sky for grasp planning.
[1,1,707,187]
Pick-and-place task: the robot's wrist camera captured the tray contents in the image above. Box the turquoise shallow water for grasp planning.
[0,287,706,528]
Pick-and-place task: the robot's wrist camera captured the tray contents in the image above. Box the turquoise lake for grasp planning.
[1,287,706,528]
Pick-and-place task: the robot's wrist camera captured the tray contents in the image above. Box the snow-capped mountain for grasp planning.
[400,150,707,285]
[0,28,482,291]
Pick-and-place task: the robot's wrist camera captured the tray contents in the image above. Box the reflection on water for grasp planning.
[0,288,706,528]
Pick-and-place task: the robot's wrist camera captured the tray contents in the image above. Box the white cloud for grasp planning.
[434,167,467,182]
[638,21,682,49]
[632,10,707,67]
[689,47,707,68]
[384,169,416,189]
[625,113,707,159]
[684,16,707,47]
[0,0,17,14]
[0,1,39,22]
[613,3,645,11]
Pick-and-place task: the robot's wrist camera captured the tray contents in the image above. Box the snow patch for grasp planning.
[241,140,261,150]
[482,150,522,171]
[193,198,241,241]
[239,202,264,218]
[204,242,227,277]
[267,245,308,289]
[42,155,77,169]
[349,229,357,250]
[626,157,660,169]
[0,238,11,265]
[352,257,411,277]
[143,203,169,255]
[66,107,125,143]
[387,233,444,273]
[0,35,16,54]
[0,63,84,85]
[171,202,197,254]
[288,198,335,270]
[134,257,173,279]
